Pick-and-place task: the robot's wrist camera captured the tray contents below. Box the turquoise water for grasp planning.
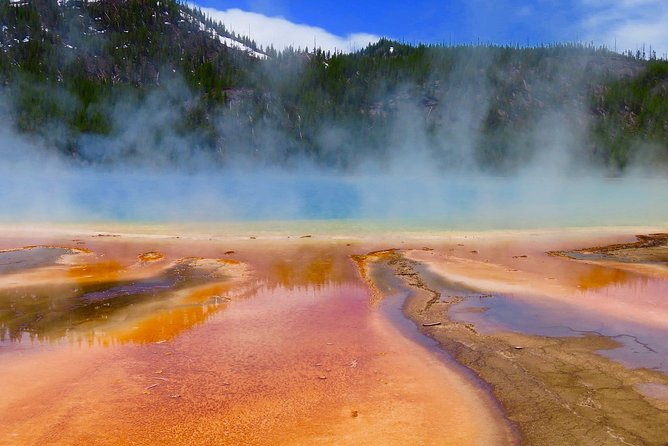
[2,172,668,228]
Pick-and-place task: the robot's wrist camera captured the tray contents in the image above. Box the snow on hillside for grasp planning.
[7,0,267,59]
[183,10,268,59]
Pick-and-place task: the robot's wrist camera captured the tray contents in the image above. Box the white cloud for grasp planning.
[580,0,668,58]
[191,5,382,53]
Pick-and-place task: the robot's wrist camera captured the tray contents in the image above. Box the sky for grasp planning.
[192,0,668,57]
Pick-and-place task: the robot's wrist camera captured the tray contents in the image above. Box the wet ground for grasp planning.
[431,234,668,373]
[0,227,514,446]
[1,225,667,445]
[448,282,668,373]
[360,230,668,446]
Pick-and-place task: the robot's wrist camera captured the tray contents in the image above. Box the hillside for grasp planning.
[0,0,667,172]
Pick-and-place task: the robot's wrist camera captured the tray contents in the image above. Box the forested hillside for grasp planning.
[1,0,667,172]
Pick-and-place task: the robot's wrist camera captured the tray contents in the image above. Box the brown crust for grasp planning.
[549,233,668,261]
[365,249,668,446]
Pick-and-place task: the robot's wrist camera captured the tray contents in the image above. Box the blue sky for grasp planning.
[193,0,668,57]
[194,0,580,44]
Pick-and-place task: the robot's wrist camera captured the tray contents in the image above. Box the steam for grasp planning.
[1,48,667,229]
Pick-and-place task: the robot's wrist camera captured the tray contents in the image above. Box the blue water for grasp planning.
[2,171,668,228]
[450,293,668,373]
[410,263,668,372]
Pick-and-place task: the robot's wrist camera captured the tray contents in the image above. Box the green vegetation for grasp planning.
[592,61,668,168]
[0,0,666,172]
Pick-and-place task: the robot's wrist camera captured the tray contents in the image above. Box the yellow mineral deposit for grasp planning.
[138,251,166,262]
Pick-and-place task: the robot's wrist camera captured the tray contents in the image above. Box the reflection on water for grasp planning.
[266,249,350,291]
[575,265,668,316]
[577,266,630,290]
[0,240,515,446]
[450,293,668,372]
[0,249,247,346]
[0,246,77,274]
[427,262,668,373]
[0,243,357,347]
[85,285,244,347]
[271,257,334,290]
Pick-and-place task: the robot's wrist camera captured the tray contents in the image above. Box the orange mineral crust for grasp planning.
[0,229,515,446]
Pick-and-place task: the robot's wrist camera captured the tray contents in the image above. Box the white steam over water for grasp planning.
[0,47,666,229]
[1,167,667,229]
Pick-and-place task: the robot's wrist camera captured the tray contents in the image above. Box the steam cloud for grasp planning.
[1,48,667,229]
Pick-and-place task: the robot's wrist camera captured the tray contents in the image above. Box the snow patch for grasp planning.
[218,34,267,59]
[184,10,267,59]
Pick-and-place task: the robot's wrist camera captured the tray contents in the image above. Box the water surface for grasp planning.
[0,233,514,445]
[424,256,668,372]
